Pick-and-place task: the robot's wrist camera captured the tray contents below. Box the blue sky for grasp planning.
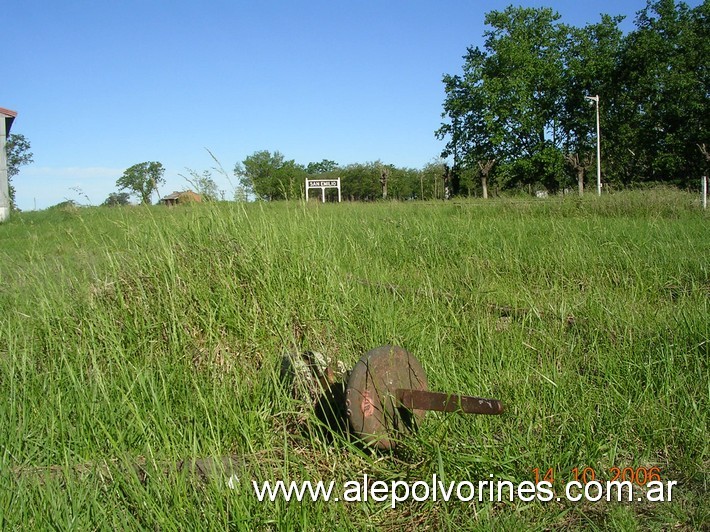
[4,0,688,209]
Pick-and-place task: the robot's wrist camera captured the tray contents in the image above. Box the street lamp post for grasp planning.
[585,95,602,196]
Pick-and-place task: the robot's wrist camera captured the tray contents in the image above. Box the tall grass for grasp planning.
[0,189,707,529]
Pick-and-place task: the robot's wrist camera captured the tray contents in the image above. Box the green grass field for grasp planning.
[0,189,707,530]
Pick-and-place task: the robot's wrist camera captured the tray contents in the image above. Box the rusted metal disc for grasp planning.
[345,345,428,450]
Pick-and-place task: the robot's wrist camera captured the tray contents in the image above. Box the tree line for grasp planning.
[203,0,709,201]
[8,1,707,208]
[233,150,449,202]
[100,152,452,205]
[436,0,709,196]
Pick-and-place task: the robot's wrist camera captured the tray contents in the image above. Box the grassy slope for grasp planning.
[0,190,707,530]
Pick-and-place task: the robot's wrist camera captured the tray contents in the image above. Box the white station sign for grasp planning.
[306,177,342,202]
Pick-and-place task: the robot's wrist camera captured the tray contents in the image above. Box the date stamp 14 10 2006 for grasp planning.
[533,466,677,503]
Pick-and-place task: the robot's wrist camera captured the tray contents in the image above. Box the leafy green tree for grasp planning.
[336,162,421,201]
[612,0,709,185]
[48,199,78,210]
[5,133,34,209]
[116,162,165,204]
[420,160,447,200]
[235,150,306,200]
[102,191,131,206]
[436,49,503,197]
[436,72,470,195]
[438,7,570,193]
[439,2,709,190]
[306,159,339,175]
[377,161,392,199]
[561,16,623,193]
[483,6,568,190]
[179,168,221,201]
[339,162,380,201]
[388,166,420,200]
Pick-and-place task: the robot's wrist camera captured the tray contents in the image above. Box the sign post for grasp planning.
[305,178,341,203]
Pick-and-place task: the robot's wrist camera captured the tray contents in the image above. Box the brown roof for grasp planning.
[162,191,183,201]
[1,107,17,135]
[161,190,201,202]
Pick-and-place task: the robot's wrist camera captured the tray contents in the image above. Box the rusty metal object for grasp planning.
[346,345,504,450]
[345,345,428,450]
[396,388,504,415]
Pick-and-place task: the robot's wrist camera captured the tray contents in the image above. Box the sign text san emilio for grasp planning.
[306,177,342,202]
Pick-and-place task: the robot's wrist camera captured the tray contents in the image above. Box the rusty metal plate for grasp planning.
[345,345,428,450]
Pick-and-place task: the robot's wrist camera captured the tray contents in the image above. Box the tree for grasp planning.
[388,166,420,200]
[5,133,34,210]
[179,168,221,201]
[438,7,570,194]
[484,7,568,191]
[612,0,709,185]
[306,159,339,175]
[378,162,390,199]
[420,159,447,200]
[436,74,474,196]
[49,200,78,210]
[102,191,131,206]
[339,162,381,201]
[234,150,306,200]
[439,2,710,191]
[564,153,594,196]
[437,51,504,198]
[560,16,623,193]
[116,162,165,204]
[700,143,710,175]
[478,159,497,199]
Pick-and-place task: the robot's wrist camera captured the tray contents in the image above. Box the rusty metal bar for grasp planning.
[396,389,504,415]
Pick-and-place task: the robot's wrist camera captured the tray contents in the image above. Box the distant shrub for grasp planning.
[102,192,131,206]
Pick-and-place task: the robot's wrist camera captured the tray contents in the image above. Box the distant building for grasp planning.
[1,107,18,222]
[159,190,202,206]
